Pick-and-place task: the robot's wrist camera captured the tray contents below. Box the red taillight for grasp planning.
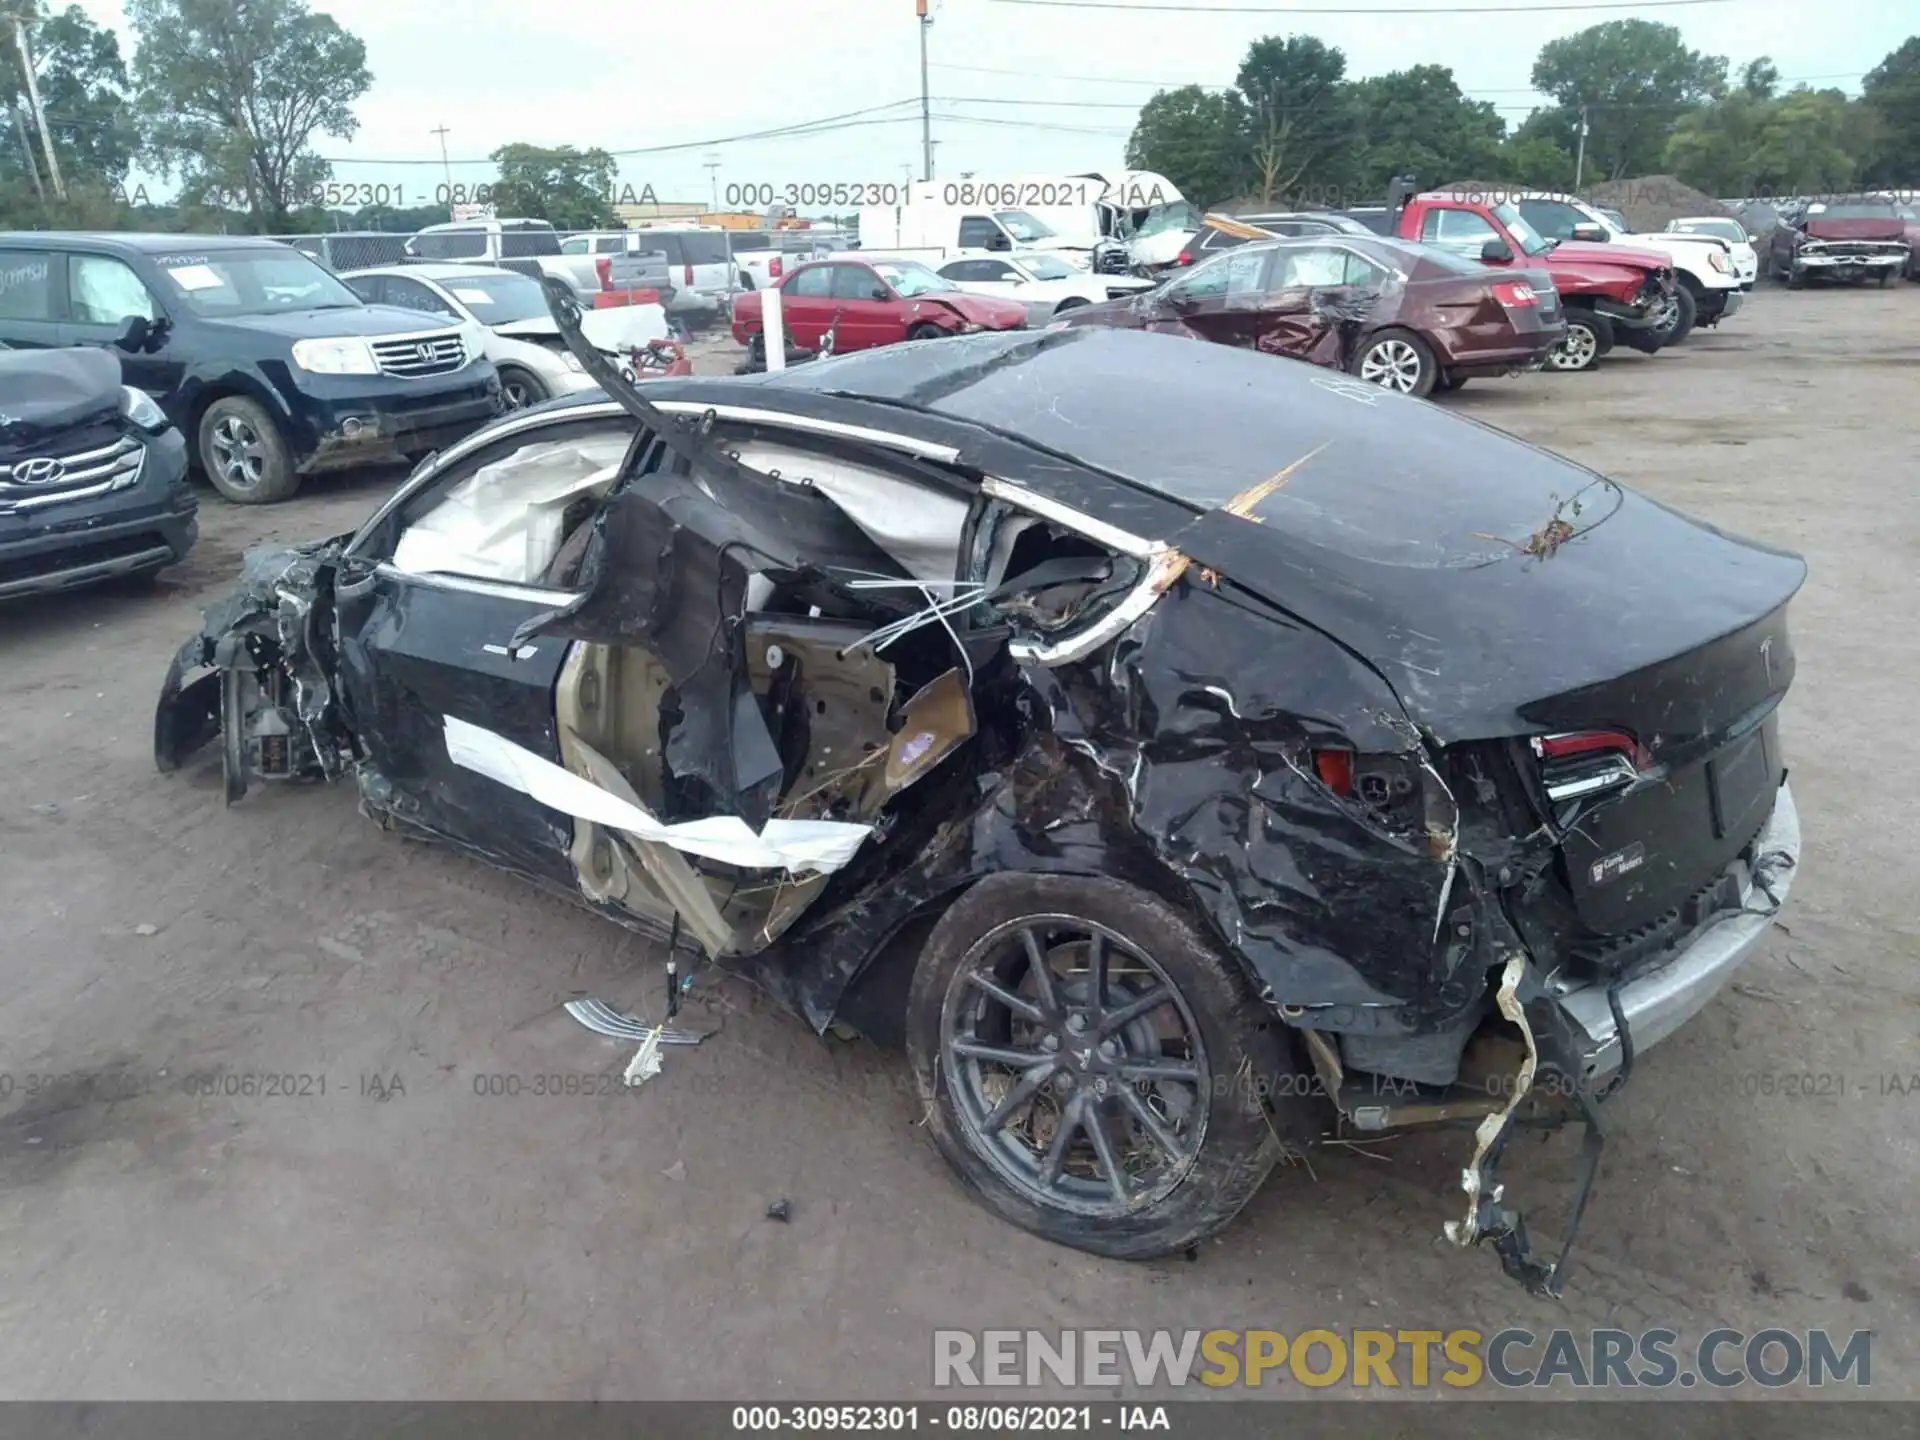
[1312,749,1355,796]
[1534,730,1649,768]
[683,263,694,285]
[595,256,612,290]
[1492,280,1538,306]
[770,256,783,278]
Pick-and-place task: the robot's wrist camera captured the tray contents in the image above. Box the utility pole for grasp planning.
[11,16,64,200]
[430,124,453,201]
[1573,103,1589,193]
[11,104,42,201]
[704,151,722,210]
[916,0,933,182]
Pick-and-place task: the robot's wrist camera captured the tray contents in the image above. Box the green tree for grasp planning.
[1531,20,1727,179]
[1664,89,1768,195]
[1235,34,1352,203]
[1750,88,1862,194]
[1738,56,1780,101]
[1124,85,1246,208]
[1860,37,1920,185]
[1494,128,1575,188]
[350,200,452,232]
[488,143,616,228]
[1348,65,1505,197]
[0,4,137,186]
[129,0,371,232]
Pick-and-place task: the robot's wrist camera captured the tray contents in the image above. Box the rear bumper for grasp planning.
[0,430,197,599]
[1557,781,1800,1076]
[1445,328,1563,376]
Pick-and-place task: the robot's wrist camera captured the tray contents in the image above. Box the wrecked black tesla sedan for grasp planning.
[154,284,1804,1294]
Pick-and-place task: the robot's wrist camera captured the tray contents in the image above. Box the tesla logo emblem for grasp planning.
[415,342,435,362]
[12,456,65,485]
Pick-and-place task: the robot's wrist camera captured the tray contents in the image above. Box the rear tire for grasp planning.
[1052,297,1088,316]
[197,396,299,505]
[907,322,947,341]
[1350,328,1437,397]
[1546,311,1611,372]
[906,873,1297,1261]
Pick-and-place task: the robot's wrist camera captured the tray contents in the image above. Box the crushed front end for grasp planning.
[154,542,356,802]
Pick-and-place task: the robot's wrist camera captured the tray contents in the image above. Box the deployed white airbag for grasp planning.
[726,439,967,583]
[392,434,631,584]
[443,715,873,875]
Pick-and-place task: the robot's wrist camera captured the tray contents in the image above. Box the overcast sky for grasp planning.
[81,0,1917,205]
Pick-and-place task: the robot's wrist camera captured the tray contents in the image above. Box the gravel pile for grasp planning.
[1429,175,1737,232]
[1581,176,1736,230]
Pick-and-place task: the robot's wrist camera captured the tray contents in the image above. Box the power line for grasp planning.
[929,112,1134,136]
[933,61,1229,87]
[933,59,1867,95]
[988,0,1732,12]
[311,99,927,164]
[934,94,1157,108]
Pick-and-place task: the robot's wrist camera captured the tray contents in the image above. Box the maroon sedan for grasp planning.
[1056,235,1565,397]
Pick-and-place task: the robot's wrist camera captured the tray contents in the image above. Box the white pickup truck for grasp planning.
[1510,193,1745,343]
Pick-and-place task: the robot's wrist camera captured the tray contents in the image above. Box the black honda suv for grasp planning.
[0,234,504,504]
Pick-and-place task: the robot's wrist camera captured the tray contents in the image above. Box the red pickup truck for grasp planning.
[1369,190,1678,372]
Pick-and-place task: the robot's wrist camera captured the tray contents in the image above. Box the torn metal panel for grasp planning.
[519,459,913,829]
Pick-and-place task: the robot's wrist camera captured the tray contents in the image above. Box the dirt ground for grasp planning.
[1,294,1915,1402]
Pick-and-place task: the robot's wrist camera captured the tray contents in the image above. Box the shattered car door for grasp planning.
[332,561,581,887]
[496,279,991,956]
[1255,248,1387,369]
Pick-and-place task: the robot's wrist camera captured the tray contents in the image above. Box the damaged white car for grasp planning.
[154,280,1804,1294]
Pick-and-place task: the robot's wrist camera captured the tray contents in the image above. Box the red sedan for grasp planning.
[730,257,1027,362]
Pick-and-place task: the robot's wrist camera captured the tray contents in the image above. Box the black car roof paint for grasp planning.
[637,327,1806,741]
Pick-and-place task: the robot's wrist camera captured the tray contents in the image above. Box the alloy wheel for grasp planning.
[939,915,1211,1219]
[208,415,266,490]
[1357,338,1423,392]
[1647,294,1680,335]
[1548,325,1599,371]
[502,376,537,410]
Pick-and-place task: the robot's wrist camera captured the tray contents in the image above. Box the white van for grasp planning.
[854,201,1088,268]
[859,173,1198,272]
